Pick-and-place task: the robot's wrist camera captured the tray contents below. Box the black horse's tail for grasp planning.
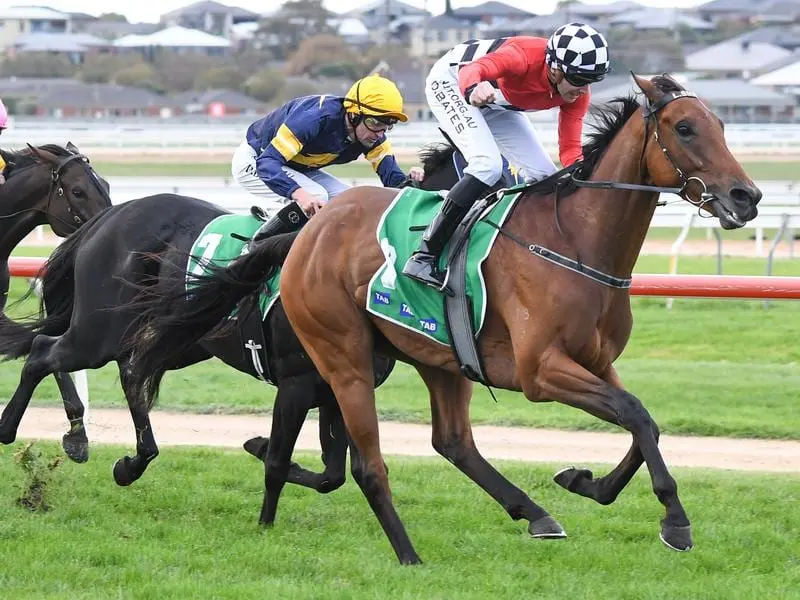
[0,222,93,360]
[125,231,299,405]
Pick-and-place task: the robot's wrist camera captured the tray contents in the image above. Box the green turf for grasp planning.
[0,444,798,599]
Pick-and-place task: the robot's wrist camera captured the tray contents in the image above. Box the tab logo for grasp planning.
[400,303,414,318]
[373,291,391,305]
[420,318,438,333]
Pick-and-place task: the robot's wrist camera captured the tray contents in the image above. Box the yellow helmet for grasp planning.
[343,74,409,123]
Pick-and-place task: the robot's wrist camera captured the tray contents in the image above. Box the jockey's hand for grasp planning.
[292,188,324,217]
[0,173,5,185]
[468,81,496,107]
[408,166,425,182]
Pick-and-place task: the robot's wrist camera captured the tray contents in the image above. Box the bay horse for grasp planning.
[126,74,761,563]
[0,146,470,512]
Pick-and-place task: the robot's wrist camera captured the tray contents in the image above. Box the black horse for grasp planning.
[0,142,111,310]
[0,142,111,447]
[0,142,473,525]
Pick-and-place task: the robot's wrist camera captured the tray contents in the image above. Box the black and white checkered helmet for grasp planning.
[546,22,610,81]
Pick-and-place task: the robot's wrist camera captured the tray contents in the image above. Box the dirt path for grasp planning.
[8,406,800,473]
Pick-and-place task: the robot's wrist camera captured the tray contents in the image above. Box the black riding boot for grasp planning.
[402,174,490,289]
[249,201,309,247]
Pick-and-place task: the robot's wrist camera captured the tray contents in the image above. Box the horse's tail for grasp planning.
[125,230,299,405]
[0,223,91,360]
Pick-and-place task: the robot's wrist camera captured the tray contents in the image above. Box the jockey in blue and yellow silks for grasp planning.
[231,74,424,243]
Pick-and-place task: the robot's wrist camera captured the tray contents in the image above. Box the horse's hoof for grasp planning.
[112,457,137,487]
[553,467,593,492]
[62,435,89,464]
[243,437,269,461]
[528,515,567,539]
[660,524,693,552]
[317,477,345,494]
[399,554,423,566]
[0,427,17,445]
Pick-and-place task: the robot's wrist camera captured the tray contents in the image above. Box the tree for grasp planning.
[97,12,128,22]
[113,62,162,92]
[77,54,144,83]
[286,34,358,77]
[363,43,413,70]
[255,0,335,60]
[272,78,324,105]
[244,69,287,103]
[152,53,227,93]
[194,66,246,91]
[0,52,75,78]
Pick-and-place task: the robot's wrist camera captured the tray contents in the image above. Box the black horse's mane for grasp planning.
[419,75,687,190]
[0,144,71,174]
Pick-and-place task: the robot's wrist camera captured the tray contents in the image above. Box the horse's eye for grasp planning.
[71,188,84,197]
[676,122,694,138]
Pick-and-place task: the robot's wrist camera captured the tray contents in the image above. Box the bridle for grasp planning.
[46,151,106,227]
[572,90,715,211]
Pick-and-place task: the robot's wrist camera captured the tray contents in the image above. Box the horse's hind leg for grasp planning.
[284,296,420,564]
[53,372,89,463]
[0,335,78,444]
[310,384,347,493]
[112,358,159,486]
[259,378,314,525]
[415,364,565,539]
[535,351,692,551]
[553,365,643,505]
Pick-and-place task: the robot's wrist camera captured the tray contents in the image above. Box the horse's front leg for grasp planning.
[113,360,159,486]
[534,350,692,552]
[415,364,566,539]
[552,364,644,505]
[54,371,89,463]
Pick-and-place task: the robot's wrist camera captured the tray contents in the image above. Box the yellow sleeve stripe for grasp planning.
[365,140,391,169]
[270,123,303,160]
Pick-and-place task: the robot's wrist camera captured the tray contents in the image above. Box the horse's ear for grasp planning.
[26,143,43,161]
[630,72,665,106]
[66,141,80,154]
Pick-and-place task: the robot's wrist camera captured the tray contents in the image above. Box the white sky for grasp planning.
[11,0,708,25]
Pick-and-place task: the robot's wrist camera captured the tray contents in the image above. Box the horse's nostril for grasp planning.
[730,185,761,205]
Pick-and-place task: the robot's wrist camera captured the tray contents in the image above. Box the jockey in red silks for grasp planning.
[403,23,611,290]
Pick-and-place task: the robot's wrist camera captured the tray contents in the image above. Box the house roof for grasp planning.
[686,40,792,72]
[494,13,599,36]
[451,1,536,19]
[13,33,112,53]
[169,89,264,109]
[610,9,714,30]
[35,83,164,109]
[425,14,473,31]
[346,0,428,17]
[751,58,800,86]
[84,21,162,40]
[591,77,794,107]
[114,26,231,48]
[732,25,800,51]
[161,1,260,20]
[567,1,643,17]
[696,0,770,13]
[0,6,69,20]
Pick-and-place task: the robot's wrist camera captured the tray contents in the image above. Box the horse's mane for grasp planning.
[419,142,456,178]
[0,144,71,175]
[418,74,686,190]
